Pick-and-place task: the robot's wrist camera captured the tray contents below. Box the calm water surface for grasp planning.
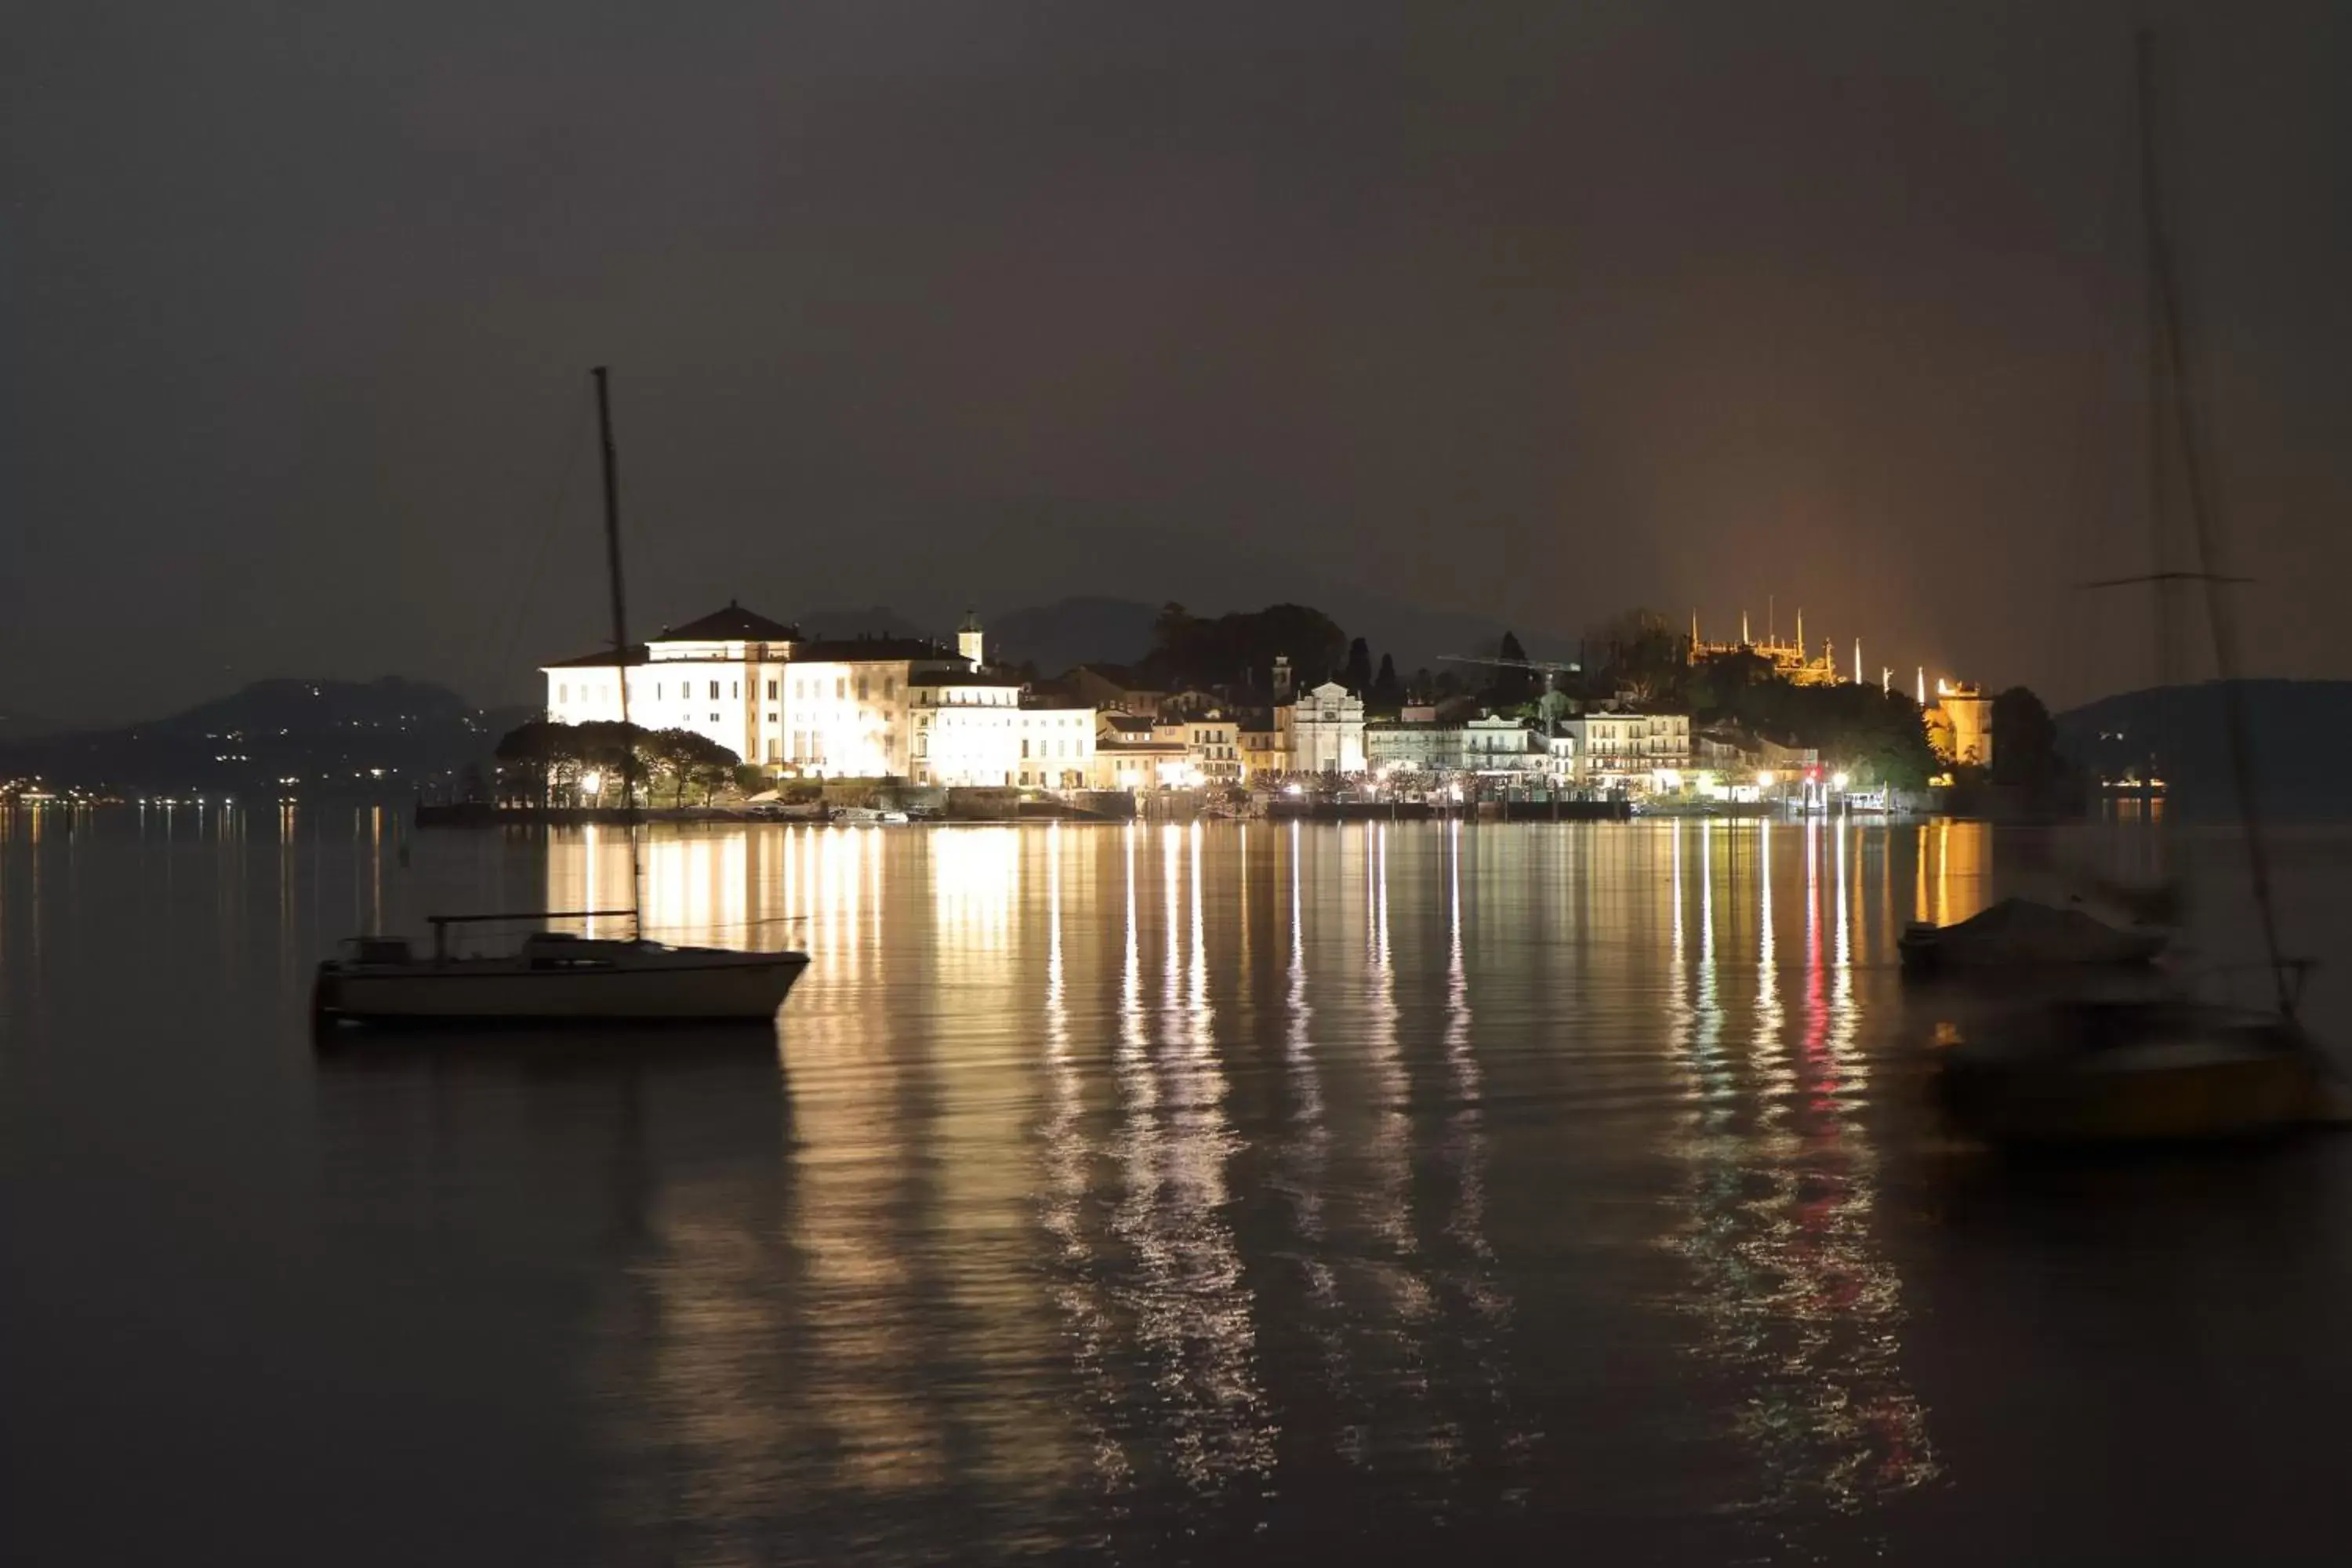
[4,811,2350,1565]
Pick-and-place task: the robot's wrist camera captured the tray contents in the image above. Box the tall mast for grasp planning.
[2135,32,2288,1014]
[593,366,644,938]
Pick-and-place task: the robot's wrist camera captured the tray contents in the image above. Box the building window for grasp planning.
[856,675,869,700]
[558,684,569,703]
[731,681,739,699]
[708,681,720,701]
[836,678,846,700]
[767,680,778,700]
[884,677,895,698]
[1021,738,1031,758]
[710,713,720,724]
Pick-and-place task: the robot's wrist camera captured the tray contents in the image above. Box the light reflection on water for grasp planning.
[553,818,1958,1550]
[1661,820,1936,1536]
[16,814,2352,1563]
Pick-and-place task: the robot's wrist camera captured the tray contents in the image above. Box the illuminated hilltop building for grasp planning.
[1923,679,1993,768]
[1687,608,1846,688]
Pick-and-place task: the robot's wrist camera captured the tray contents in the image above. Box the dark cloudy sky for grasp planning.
[5,1,2347,724]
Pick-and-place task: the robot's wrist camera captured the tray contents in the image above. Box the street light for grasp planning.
[1755,770,1775,789]
[1832,771,1849,791]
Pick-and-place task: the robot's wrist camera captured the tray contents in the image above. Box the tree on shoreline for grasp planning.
[492,720,741,808]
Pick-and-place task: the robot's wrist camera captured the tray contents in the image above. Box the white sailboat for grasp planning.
[313,368,810,1028]
[1933,34,2343,1145]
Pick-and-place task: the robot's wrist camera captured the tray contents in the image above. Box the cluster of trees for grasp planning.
[492,720,746,807]
[1139,603,1348,695]
[1989,686,2062,789]
[1570,604,2084,793]
[1134,601,1562,720]
[1098,595,2063,797]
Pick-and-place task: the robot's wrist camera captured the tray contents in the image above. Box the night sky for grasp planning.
[6,2,2347,725]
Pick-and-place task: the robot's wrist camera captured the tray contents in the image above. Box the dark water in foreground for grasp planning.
[4,811,2350,1565]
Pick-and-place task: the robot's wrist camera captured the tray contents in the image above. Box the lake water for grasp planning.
[4,811,2350,1565]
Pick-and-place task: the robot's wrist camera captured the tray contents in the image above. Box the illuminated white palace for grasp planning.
[541,604,1095,787]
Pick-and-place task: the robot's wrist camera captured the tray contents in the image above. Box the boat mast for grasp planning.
[2136,32,2290,1015]
[593,366,644,939]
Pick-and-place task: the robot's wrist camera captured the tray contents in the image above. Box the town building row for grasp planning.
[539,604,1813,799]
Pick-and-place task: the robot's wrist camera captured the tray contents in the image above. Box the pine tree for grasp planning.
[1490,631,1534,706]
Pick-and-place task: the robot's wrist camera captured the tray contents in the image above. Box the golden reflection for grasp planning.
[1665,822,1939,1523]
[1696,821,1728,1115]
[1755,824,1788,1123]
[1437,820,1521,1475]
[1364,825,1412,1258]
[1039,823,1131,1498]
[931,826,1018,973]
[1914,823,1930,924]
[1345,822,1428,1464]
[1936,818,1950,929]
[1284,822,1328,1242]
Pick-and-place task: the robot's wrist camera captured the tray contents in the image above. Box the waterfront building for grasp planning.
[1364,713,1543,780]
[1565,710,1693,794]
[543,606,1096,785]
[1281,681,1366,775]
[541,603,802,767]
[1238,721,1287,782]
[1364,720,1459,775]
[1463,714,1538,775]
[907,668,1095,789]
[1089,737,1190,792]
[1153,715,1242,787]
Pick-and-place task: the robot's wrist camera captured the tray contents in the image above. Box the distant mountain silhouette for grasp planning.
[2058,680,2352,819]
[784,604,941,642]
[985,597,1161,672]
[0,677,514,799]
[0,708,59,743]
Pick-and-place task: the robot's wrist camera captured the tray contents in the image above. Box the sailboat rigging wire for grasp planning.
[634,915,811,935]
[2074,571,2252,590]
[2136,31,2293,1017]
[487,383,596,687]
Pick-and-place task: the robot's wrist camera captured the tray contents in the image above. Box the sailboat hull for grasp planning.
[1899,898,2167,975]
[314,947,809,1025]
[1936,1002,2347,1145]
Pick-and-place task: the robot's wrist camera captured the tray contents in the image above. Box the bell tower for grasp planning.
[957,609,984,668]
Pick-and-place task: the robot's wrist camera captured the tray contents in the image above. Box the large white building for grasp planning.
[1279,681,1366,775]
[542,605,1096,787]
